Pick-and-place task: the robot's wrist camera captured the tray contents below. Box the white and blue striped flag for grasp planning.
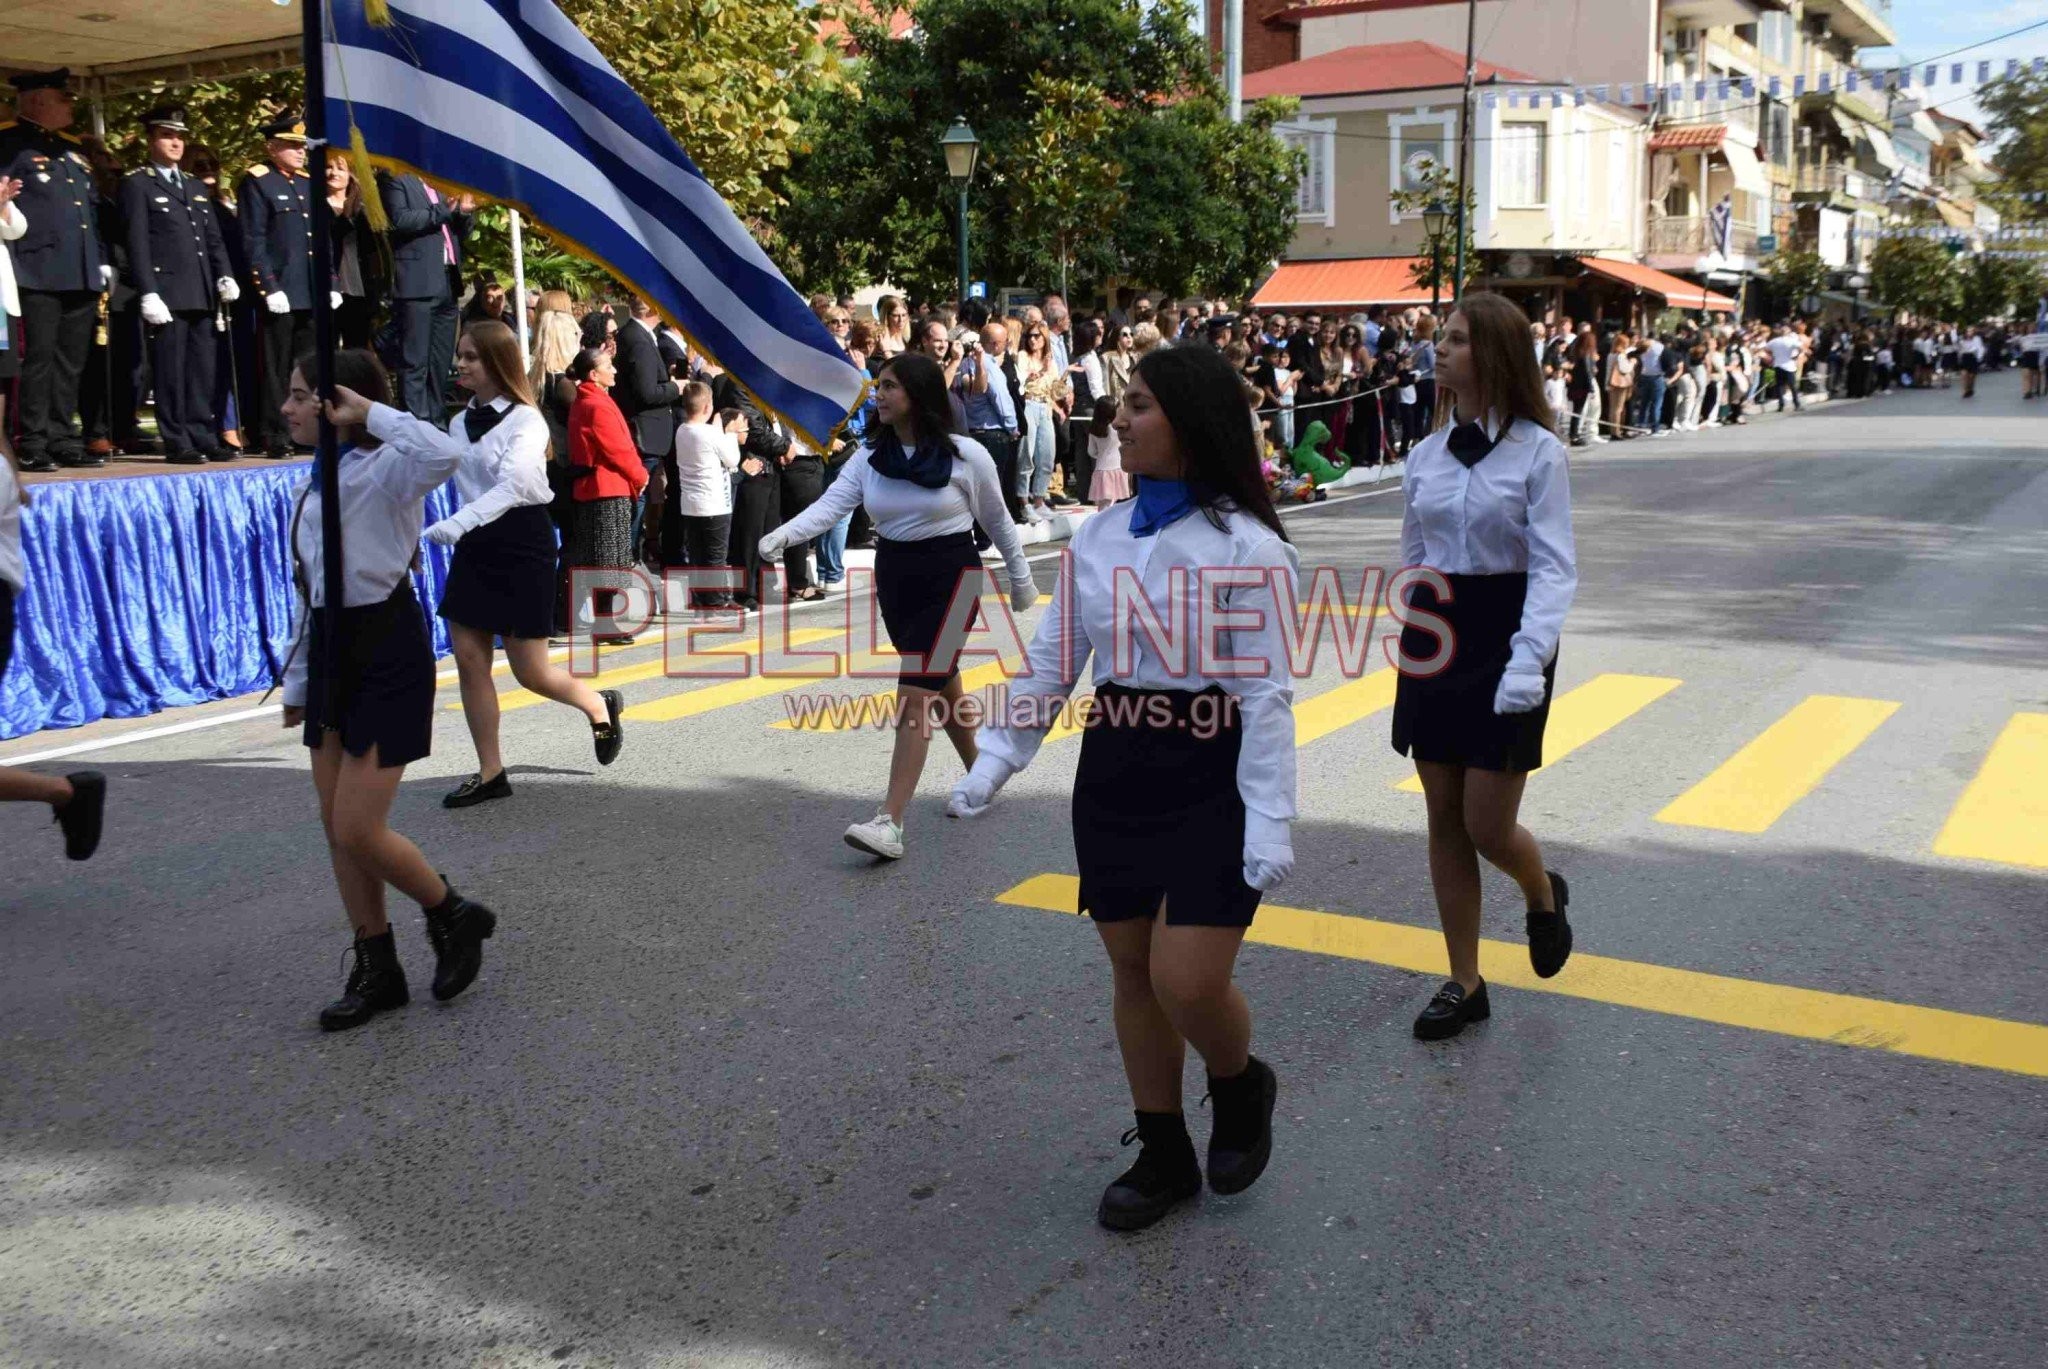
[326,0,867,450]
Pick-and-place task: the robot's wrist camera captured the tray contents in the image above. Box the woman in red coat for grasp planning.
[566,346,651,642]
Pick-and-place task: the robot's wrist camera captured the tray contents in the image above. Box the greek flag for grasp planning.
[325,0,866,449]
[1708,195,1732,259]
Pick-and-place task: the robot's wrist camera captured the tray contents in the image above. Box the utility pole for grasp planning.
[1451,0,1478,303]
[1225,0,1244,122]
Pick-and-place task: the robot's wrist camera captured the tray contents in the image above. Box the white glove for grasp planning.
[330,290,343,310]
[265,290,291,315]
[1009,578,1039,613]
[216,277,240,304]
[139,293,173,327]
[1243,811,1293,891]
[100,264,114,289]
[424,519,463,546]
[757,528,788,562]
[1493,665,1548,715]
[947,754,1015,819]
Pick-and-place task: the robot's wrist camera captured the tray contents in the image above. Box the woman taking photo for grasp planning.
[949,344,1299,1233]
[359,320,625,808]
[286,350,498,1030]
[565,345,649,640]
[1391,292,1577,1041]
[1015,320,1066,522]
[757,353,1035,860]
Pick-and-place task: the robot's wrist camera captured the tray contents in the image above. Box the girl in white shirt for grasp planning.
[1085,395,1129,507]
[670,379,748,610]
[364,321,623,810]
[1393,292,1578,1042]
[758,352,1036,860]
[949,344,1299,1233]
[290,349,499,1030]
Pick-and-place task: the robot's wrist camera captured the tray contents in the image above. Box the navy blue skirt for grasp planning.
[302,583,436,769]
[1391,571,1555,773]
[439,504,558,641]
[874,531,983,691]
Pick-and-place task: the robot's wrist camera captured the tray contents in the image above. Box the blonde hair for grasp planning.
[536,288,574,318]
[529,308,582,387]
[1131,322,1162,355]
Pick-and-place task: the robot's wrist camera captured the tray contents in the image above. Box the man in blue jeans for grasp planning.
[1633,334,1668,437]
[953,323,1024,526]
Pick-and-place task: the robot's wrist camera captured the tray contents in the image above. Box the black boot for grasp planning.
[421,882,497,1001]
[318,930,410,1031]
[1204,1055,1277,1195]
[1526,871,1573,979]
[1097,1110,1202,1232]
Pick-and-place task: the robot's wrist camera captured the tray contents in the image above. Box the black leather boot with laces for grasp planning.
[1204,1055,1277,1195]
[318,929,410,1032]
[1096,1110,1202,1232]
[421,882,498,1002]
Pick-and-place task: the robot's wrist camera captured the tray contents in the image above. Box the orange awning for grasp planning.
[1251,258,1434,310]
[1578,257,1739,311]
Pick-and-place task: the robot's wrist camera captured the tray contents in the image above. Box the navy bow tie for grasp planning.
[1447,419,1503,468]
[463,403,509,443]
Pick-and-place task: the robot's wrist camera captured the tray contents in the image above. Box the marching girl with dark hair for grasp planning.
[281,349,497,1030]
[758,352,1036,860]
[1392,291,1578,1041]
[949,344,1300,1233]
[336,319,625,809]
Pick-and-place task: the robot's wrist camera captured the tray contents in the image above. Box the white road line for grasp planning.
[2,482,1406,766]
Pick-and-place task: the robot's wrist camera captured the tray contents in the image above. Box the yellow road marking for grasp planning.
[479,627,844,712]
[1294,668,1399,746]
[1933,712,2048,870]
[994,874,2048,1079]
[769,656,1023,732]
[1395,672,1681,792]
[1655,695,1900,833]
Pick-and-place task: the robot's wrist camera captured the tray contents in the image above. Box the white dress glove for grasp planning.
[139,293,173,327]
[1009,578,1039,613]
[216,277,240,304]
[424,519,463,547]
[330,290,343,311]
[1493,665,1548,715]
[757,528,788,562]
[1242,842,1294,892]
[265,290,291,315]
[947,754,1016,819]
[100,264,115,289]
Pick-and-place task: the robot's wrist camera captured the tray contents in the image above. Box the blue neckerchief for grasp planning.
[868,425,955,489]
[1129,476,1195,538]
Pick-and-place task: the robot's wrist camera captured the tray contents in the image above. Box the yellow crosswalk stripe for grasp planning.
[1933,712,2048,870]
[994,874,2048,1079]
[624,632,858,723]
[481,626,844,713]
[1394,672,1682,792]
[1294,668,1399,746]
[1655,695,1900,833]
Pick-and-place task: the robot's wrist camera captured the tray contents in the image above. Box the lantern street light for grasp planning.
[1422,199,1450,314]
[940,117,981,308]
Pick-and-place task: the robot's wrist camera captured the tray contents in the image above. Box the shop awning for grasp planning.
[1719,138,1770,196]
[1858,123,1903,174]
[1577,257,1739,311]
[1251,257,1434,309]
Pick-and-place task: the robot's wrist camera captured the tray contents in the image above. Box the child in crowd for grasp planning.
[1086,395,1130,508]
[1543,362,1568,436]
[1270,347,1297,451]
[669,380,748,611]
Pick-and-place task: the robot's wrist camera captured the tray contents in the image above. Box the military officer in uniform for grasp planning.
[123,105,239,465]
[0,69,111,471]
[236,115,317,458]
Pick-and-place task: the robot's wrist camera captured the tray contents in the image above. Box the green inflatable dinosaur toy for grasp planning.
[1288,419,1351,486]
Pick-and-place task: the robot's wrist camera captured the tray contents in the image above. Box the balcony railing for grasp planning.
[1647,216,1761,257]
[1660,92,1761,140]
[1791,161,1872,201]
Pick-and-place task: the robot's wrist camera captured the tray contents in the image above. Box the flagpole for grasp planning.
[304,0,345,726]
[511,208,531,371]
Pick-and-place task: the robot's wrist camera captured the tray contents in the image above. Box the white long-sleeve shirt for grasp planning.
[771,434,1033,593]
[0,201,25,319]
[279,439,464,705]
[976,498,1300,839]
[367,397,551,538]
[1399,414,1576,677]
[672,418,740,517]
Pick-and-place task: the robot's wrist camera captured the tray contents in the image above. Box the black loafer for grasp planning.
[1413,979,1490,1041]
[443,770,512,809]
[165,450,208,465]
[593,689,625,766]
[55,771,106,861]
[1527,871,1573,978]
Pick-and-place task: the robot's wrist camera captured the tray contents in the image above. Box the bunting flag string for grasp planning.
[1478,56,2048,111]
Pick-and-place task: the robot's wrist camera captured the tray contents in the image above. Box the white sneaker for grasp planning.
[844,812,904,860]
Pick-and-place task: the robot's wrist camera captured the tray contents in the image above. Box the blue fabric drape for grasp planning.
[1,463,462,740]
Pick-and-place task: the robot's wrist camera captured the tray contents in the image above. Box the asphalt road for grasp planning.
[4,373,2045,1367]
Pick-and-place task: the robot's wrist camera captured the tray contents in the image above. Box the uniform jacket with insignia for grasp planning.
[235,162,315,309]
[0,118,106,291]
[122,162,234,313]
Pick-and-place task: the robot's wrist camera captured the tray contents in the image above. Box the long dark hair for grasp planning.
[878,352,958,446]
[1438,292,1555,437]
[1131,346,1288,542]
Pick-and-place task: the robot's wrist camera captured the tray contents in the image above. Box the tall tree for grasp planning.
[1956,254,2043,323]
[1009,75,1125,298]
[1980,69,2048,219]
[1870,236,1960,321]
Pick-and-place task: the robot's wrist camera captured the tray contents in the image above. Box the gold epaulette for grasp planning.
[250,165,272,178]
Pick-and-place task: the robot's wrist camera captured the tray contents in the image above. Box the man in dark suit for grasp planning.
[234,115,316,457]
[713,373,787,610]
[122,105,238,464]
[377,170,474,421]
[0,69,110,470]
[614,298,681,563]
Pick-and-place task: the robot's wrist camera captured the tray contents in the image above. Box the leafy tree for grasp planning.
[776,0,1302,302]
[1980,70,2048,220]
[104,71,304,179]
[1391,156,1475,300]
[1955,254,2043,323]
[1870,236,1959,321]
[1009,75,1125,298]
[1762,246,1831,313]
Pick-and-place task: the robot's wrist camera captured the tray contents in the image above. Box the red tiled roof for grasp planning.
[1578,258,1738,312]
[1243,41,1533,101]
[1251,258,1435,310]
[1648,124,1727,153]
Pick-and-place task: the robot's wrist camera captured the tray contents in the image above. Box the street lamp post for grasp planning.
[1422,200,1449,314]
[940,117,981,309]
[1846,271,1868,320]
